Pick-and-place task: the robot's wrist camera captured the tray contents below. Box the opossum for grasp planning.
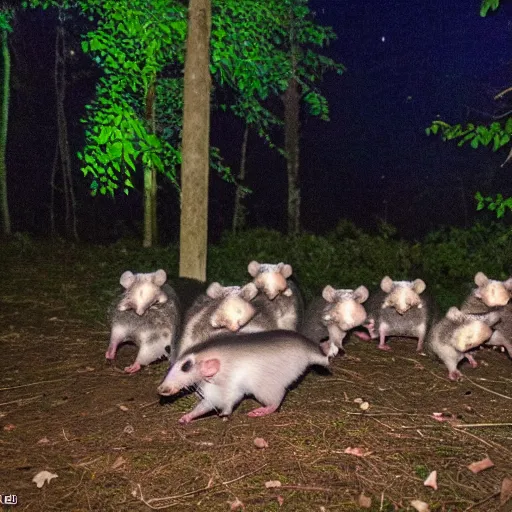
[106,270,180,373]
[301,285,369,357]
[175,282,260,359]
[460,272,512,358]
[360,276,434,352]
[248,261,304,331]
[157,330,331,424]
[426,307,500,381]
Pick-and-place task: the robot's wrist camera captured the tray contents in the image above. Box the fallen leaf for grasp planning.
[353,398,363,404]
[357,492,372,508]
[360,401,370,411]
[229,497,245,510]
[111,456,126,469]
[77,366,95,373]
[3,423,15,431]
[32,470,58,488]
[118,405,129,412]
[410,500,430,512]
[344,447,372,457]
[277,495,284,506]
[423,470,437,490]
[265,480,282,488]
[254,437,269,449]
[37,437,50,445]
[467,457,494,474]
[500,477,512,506]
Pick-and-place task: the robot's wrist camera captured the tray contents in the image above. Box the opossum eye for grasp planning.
[181,360,192,372]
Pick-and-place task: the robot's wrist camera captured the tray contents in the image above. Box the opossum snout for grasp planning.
[157,384,180,396]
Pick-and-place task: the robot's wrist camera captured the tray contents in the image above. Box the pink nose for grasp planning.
[157,385,180,396]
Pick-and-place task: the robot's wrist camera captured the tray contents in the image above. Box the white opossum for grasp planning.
[158,330,331,424]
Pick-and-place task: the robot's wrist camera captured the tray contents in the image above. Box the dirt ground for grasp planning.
[1,243,511,511]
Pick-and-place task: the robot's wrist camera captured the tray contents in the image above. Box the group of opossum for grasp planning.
[106,264,512,423]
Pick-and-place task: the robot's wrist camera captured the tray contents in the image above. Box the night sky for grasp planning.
[5,0,512,241]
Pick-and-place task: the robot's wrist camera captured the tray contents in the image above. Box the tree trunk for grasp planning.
[179,0,211,281]
[55,13,78,240]
[284,76,301,235]
[232,123,249,233]
[0,27,11,236]
[143,80,156,248]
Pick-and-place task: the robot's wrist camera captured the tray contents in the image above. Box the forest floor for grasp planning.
[1,241,511,512]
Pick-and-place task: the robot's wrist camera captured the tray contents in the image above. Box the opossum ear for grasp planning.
[241,282,258,301]
[412,279,426,294]
[206,282,224,298]
[474,272,489,287]
[200,358,220,378]
[322,285,337,303]
[153,269,167,286]
[248,261,261,277]
[353,285,369,303]
[279,263,293,279]
[503,277,512,292]
[380,276,394,293]
[157,291,168,304]
[446,306,464,322]
[120,271,135,289]
[319,340,331,357]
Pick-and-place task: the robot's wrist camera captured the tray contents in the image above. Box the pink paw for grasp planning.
[105,347,116,360]
[124,362,141,373]
[378,344,392,351]
[178,413,193,424]
[466,355,478,368]
[448,370,462,381]
[354,331,371,341]
[247,405,278,418]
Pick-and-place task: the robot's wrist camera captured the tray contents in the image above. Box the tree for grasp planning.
[0,9,12,236]
[427,0,512,218]
[179,0,211,281]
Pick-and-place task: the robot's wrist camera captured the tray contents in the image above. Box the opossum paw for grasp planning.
[105,348,116,360]
[377,344,392,351]
[448,370,462,381]
[354,331,371,341]
[124,362,141,373]
[465,354,478,368]
[247,405,278,417]
[178,414,193,424]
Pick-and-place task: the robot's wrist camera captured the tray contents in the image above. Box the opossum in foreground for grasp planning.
[426,307,500,381]
[301,285,369,357]
[359,276,434,352]
[460,272,512,358]
[106,270,180,373]
[157,330,331,424]
[248,261,304,331]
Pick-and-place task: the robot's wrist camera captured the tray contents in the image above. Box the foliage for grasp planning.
[427,0,511,219]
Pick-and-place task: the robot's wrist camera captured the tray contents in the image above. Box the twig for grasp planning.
[464,377,512,400]
[452,427,504,452]
[0,378,68,391]
[0,395,43,407]
[494,85,512,100]
[453,423,512,428]
[276,485,332,492]
[463,491,500,511]
[139,463,268,509]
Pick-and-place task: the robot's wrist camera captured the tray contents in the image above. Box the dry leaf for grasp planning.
[410,500,430,512]
[344,446,372,457]
[229,497,245,510]
[37,437,50,444]
[253,437,269,449]
[500,477,512,506]
[265,480,282,488]
[357,492,372,508]
[353,398,363,404]
[359,401,370,411]
[467,457,494,474]
[3,423,15,431]
[32,470,58,488]
[111,456,126,470]
[423,470,437,490]
[118,404,129,412]
[277,495,284,506]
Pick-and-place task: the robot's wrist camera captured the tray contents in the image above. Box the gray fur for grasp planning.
[107,282,181,373]
[426,307,500,381]
[364,277,436,352]
[158,330,330,423]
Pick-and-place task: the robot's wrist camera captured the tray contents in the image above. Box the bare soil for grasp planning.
[1,243,511,511]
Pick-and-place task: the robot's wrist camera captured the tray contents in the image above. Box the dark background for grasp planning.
[5,0,512,242]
